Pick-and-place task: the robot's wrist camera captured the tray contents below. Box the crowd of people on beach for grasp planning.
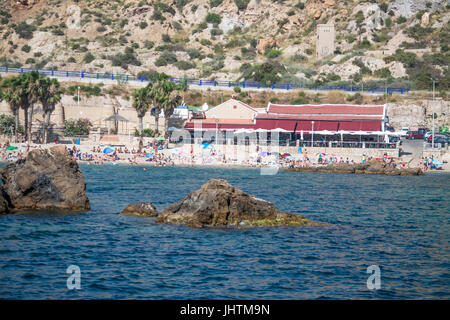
[0,138,445,171]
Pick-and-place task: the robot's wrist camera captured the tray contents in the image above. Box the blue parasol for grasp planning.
[103,147,114,154]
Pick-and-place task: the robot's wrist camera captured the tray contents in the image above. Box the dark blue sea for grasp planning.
[0,165,449,299]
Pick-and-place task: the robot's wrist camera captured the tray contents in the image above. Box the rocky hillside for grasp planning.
[0,0,448,92]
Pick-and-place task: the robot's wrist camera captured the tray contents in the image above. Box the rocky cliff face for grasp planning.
[0,0,447,90]
[0,145,90,212]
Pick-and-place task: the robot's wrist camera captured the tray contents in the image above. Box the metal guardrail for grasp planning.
[0,65,410,94]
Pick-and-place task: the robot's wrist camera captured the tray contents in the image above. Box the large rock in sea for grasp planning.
[0,146,90,211]
[120,202,158,217]
[155,179,323,228]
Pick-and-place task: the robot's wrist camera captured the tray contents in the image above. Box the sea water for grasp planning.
[0,165,449,299]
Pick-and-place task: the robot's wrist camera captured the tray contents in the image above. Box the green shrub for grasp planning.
[135,128,155,137]
[63,119,92,136]
[200,39,212,46]
[405,24,434,41]
[205,13,221,24]
[187,48,202,59]
[175,60,195,70]
[162,34,171,42]
[14,22,36,39]
[111,47,141,69]
[240,61,285,83]
[374,68,391,78]
[155,51,177,66]
[0,114,19,136]
[396,16,407,24]
[210,28,223,36]
[21,44,31,53]
[265,49,282,59]
[295,1,305,9]
[291,96,309,104]
[83,52,95,63]
[234,0,250,10]
[210,0,224,7]
[139,21,148,29]
[233,86,241,93]
[144,40,154,49]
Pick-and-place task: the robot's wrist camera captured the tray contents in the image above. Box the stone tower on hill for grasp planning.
[316,24,335,58]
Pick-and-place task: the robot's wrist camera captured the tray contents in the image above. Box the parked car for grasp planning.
[429,137,449,148]
[400,127,409,136]
[424,131,433,140]
[426,134,448,143]
[407,131,425,140]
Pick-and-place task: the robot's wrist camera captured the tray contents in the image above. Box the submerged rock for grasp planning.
[155,179,323,228]
[285,160,424,176]
[0,146,90,212]
[120,202,158,217]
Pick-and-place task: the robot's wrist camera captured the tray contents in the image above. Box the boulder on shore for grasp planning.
[0,145,90,212]
[155,179,324,228]
[285,160,424,176]
[120,202,158,217]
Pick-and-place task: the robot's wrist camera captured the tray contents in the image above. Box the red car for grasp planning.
[407,131,425,139]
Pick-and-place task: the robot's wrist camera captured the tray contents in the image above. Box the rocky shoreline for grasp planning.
[284,160,424,176]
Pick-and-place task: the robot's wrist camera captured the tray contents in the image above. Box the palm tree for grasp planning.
[148,73,188,136]
[39,77,62,144]
[147,73,168,135]
[1,76,23,142]
[132,87,151,150]
[23,71,45,144]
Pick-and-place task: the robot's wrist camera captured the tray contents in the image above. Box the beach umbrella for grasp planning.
[201,142,212,149]
[6,146,18,150]
[316,130,335,135]
[145,153,153,158]
[272,128,289,133]
[281,153,291,158]
[258,152,270,157]
[156,136,165,141]
[234,129,248,134]
[103,147,114,154]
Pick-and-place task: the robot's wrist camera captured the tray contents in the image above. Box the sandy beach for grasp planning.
[1,140,448,173]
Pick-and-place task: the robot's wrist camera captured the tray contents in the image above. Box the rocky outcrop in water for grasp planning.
[0,187,10,214]
[0,146,90,212]
[285,160,424,176]
[120,202,158,217]
[155,179,323,228]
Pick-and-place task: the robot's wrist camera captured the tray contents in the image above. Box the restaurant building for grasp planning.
[183,99,394,148]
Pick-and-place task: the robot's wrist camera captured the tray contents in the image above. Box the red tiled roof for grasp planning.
[256,113,383,121]
[267,103,384,117]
